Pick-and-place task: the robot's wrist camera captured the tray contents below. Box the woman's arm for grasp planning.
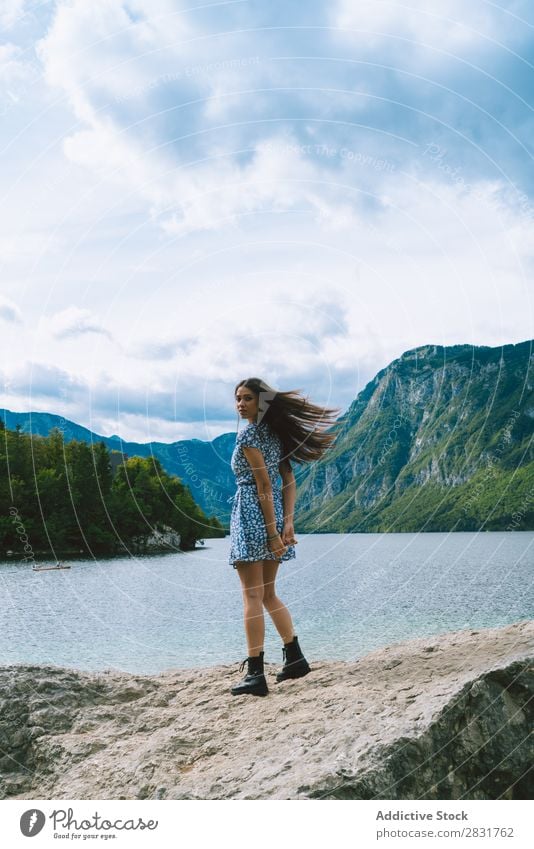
[279,459,297,543]
[242,446,286,556]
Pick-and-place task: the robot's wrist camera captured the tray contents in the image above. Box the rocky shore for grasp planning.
[0,621,532,800]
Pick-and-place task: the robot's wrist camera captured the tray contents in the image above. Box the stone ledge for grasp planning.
[0,620,532,800]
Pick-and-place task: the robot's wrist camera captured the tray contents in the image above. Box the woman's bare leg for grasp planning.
[262,559,294,644]
[235,561,265,656]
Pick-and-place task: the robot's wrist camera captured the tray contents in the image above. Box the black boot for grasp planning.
[230,651,268,696]
[276,635,311,682]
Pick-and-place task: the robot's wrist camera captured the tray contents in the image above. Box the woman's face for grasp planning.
[235,385,258,422]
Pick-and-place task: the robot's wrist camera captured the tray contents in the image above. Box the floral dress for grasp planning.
[228,420,296,568]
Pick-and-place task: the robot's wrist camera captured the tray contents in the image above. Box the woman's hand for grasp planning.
[267,533,287,557]
[281,522,297,546]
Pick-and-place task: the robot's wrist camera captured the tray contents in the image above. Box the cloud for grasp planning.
[0,41,40,119]
[2,361,86,400]
[31,2,390,235]
[332,0,528,53]
[36,0,194,119]
[47,306,113,340]
[0,360,230,439]
[33,0,534,241]
[128,336,199,360]
[0,231,64,264]
[0,0,30,31]
[0,43,30,84]
[0,296,22,323]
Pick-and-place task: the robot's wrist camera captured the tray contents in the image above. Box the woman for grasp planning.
[229,377,341,697]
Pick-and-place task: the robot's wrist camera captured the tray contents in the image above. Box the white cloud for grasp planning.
[0,359,242,439]
[0,41,40,119]
[36,0,194,119]
[0,43,30,84]
[35,2,366,236]
[2,361,85,400]
[0,296,22,323]
[0,231,64,264]
[332,0,521,52]
[154,134,372,236]
[33,0,534,245]
[47,306,113,340]
[128,335,199,360]
[0,0,29,31]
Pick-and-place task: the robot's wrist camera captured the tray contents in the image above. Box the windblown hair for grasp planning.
[235,377,342,465]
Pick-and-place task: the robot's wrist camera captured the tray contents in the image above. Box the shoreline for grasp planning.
[2,528,533,563]
[1,545,207,561]
[1,620,532,800]
[1,617,532,677]
[3,527,534,557]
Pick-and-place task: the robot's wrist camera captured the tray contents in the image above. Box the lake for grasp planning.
[1,532,532,673]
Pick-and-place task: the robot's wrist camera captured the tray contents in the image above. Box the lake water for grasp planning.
[1,533,532,673]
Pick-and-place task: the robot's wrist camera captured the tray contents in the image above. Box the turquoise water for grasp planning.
[1,532,532,673]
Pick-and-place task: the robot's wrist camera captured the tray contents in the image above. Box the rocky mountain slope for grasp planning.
[1,620,532,800]
[295,339,534,532]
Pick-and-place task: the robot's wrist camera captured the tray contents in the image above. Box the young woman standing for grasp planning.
[229,377,340,696]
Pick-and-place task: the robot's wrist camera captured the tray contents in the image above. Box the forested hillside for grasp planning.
[0,422,224,557]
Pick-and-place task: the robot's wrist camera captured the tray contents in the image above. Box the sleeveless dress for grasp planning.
[228,420,296,568]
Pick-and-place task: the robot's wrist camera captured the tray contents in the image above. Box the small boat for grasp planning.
[32,562,71,572]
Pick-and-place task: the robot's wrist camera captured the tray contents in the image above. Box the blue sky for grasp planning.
[0,0,533,442]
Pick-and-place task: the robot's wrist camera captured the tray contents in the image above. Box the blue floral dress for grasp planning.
[228,420,296,568]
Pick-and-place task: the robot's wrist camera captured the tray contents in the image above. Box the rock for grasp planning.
[143,525,181,551]
[116,524,181,553]
[0,621,532,800]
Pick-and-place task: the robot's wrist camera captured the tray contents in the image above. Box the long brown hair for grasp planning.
[235,377,342,465]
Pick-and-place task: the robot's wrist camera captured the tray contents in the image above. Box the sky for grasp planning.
[0,0,533,443]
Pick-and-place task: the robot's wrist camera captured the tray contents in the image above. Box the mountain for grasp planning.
[294,339,534,532]
[3,338,533,531]
[0,409,236,522]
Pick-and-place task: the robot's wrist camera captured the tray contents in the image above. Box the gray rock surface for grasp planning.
[138,524,181,552]
[116,524,181,554]
[1,621,532,800]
